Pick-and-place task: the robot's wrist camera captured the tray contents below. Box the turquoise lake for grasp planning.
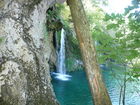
[52,65,140,105]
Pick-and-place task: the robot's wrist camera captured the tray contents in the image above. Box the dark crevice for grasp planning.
[53,31,57,48]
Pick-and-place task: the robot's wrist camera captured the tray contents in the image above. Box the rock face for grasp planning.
[0,0,65,105]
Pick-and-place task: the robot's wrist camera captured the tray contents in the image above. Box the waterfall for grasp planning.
[54,28,71,81]
[58,28,66,74]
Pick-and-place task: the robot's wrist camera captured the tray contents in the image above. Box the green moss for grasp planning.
[46,7,63,31]
[0,38,3,43]
[0,98,10,105]
[0,36,6,44]
[0,0,4,8]
[66,57,83,72]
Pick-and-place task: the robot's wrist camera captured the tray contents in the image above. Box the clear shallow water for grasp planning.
[52,65,140,105]
[52,71,93,105]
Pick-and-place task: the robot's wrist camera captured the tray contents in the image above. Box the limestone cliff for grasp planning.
[0,0,65,105]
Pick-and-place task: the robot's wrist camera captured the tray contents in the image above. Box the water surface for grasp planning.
[52,65,140,105]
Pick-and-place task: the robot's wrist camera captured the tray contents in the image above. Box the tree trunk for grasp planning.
[67,0,112,105]
[0,0,65,105]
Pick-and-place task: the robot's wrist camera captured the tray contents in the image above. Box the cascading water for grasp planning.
[54,28,71,81]
[58,28,66,74]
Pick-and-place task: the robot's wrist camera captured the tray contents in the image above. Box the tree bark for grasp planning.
[67,0,112,105]
[0,0,64,105]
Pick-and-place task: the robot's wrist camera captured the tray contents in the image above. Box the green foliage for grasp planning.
[65,28,82,71]
[91,0,108,7]
[0,38,3,43]
[54,0,140,75]
[0,37,4,44]
[93,1,140,79]
[46,4,65,31]
[66,57,83,72]
[125,0,140,15]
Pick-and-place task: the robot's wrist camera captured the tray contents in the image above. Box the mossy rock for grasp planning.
[0,97,11,105]
[0,0,4,8]
[0,38,3,43]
